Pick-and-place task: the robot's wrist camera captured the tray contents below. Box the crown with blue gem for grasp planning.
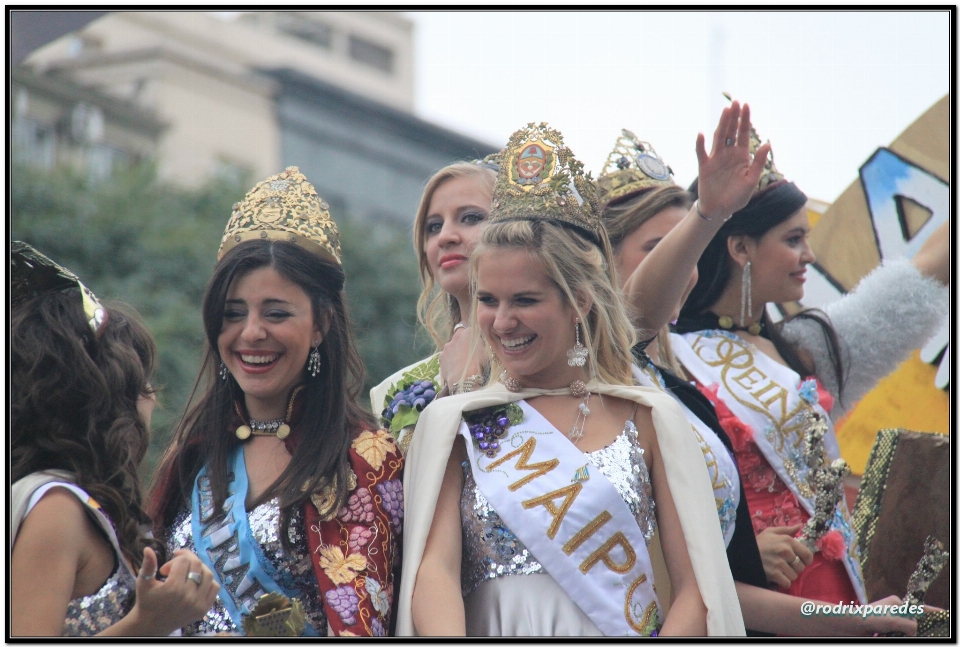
[598,129,676,205]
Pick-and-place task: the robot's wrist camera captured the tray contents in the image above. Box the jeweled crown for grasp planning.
[490,123,601,239]
[12,241,107,335]
[597,129,675,205]
[722,93,786,193]
[218,166,342,264]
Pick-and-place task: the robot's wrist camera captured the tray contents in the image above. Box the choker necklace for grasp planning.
[674,312,768,339]
[235,385,303,440]
[717,314,763,336]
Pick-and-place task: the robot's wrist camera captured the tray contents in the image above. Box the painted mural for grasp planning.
[770,95,949,474]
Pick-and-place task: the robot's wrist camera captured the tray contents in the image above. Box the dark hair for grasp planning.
[680,180,846,394]
[149,240,375,548]
[12,293,162,569]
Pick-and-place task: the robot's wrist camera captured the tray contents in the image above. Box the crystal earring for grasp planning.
[739,260,752,328]
[219,361,228,380]
[499,369,521,393]
[307,344,321,377]
[567,319,588,367]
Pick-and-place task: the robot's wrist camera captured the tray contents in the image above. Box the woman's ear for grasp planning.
[314,310,332,345]
[573,290,594,324]
[726,235,752,269]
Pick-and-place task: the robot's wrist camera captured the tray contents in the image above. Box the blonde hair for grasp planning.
[413,163,497,351]
[602,185,693,378]
[468,219,637,387]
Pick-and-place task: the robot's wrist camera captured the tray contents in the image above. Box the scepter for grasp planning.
[795,413,850,552]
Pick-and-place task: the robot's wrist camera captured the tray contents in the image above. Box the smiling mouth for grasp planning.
[499,335,536,352]
[238,352,280,368]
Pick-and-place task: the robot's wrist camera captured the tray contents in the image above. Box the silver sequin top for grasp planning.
[168,499,328,635]
[460,419,656,596]
[62,549,136,636]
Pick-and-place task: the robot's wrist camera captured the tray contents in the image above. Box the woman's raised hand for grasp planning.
[695,100,772,221]
[125,547,219,635]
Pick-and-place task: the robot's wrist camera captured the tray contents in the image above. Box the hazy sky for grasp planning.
[408,10,949,203]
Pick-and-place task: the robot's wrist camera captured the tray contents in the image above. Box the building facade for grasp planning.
[22,10,495,214]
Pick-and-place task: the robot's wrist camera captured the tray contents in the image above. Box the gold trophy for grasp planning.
[241,592,308,637]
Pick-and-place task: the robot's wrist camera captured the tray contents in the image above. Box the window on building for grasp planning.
[86,144,130,182]
[13,117,56,169]
[349,35,393,74]
[278,13,333,49]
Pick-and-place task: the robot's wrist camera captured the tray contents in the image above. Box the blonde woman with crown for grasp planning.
[370,158,499,455]
[397,125,743,637]
[149,168,402,636]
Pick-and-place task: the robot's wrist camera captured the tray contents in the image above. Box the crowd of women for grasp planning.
[12,98,948,637]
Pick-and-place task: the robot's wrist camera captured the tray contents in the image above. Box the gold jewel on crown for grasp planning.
[11,241,107,336]
[218,166,342,264]
[490,122,602,239]
[597,129,676,205]
[722,93,785,193]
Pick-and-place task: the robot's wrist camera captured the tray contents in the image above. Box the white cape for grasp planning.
[397,381,745,636]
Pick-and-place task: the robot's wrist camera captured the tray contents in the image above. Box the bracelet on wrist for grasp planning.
[694,200,732,223]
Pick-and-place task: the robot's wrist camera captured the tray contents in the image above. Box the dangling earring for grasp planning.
[739,260,752,328]
[307,343,321,377]
[567,318,588,367]
[219,361,229,380]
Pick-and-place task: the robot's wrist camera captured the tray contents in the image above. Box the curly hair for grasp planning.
[12,292,162,570]
[149,240,376,550]
[413,162,496,350]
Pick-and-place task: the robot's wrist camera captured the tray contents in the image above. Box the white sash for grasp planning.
[461,400,660,636]
[632,364,740,547]
[671,330,867,603]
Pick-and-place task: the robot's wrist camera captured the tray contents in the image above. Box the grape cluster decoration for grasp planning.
[338,487,375,523]
[382,379,437,426]
[325,586,360,626]
[376,479,404,532]
[464,404,524,459]
[348,525,374,552]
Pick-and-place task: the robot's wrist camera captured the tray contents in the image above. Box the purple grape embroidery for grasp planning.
[325,585,359,626]
[377,479,403,531]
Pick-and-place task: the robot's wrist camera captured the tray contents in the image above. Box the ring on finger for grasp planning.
[453,322,467,332]
[791,555,802,567]
[187,571,203,585]
[725,137,736,146]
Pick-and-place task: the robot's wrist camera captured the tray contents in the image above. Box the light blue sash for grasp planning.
[191,447,319,636]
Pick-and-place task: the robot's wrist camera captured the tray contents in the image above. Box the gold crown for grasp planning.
[490,123,601,239]
[218,167,342,264]
[722,93,785,193]
[597,129,676,205]
[11,241,107,335]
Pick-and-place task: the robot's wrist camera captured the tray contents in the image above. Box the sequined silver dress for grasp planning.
[168,499,328,636]
[459,419,657,636]
[14,478,137,636]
